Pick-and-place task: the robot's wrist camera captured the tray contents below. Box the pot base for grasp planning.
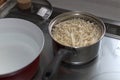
[62,55,98,66]
[0,56,40,80]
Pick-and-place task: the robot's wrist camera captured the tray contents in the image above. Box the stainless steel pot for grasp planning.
[42,11,106,80]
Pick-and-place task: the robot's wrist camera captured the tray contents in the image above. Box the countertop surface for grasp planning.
[48,0,120,22]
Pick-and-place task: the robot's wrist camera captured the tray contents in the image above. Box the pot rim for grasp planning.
[49,11,106,49]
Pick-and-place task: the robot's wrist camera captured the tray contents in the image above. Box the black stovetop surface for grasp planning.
[4,2,120,80]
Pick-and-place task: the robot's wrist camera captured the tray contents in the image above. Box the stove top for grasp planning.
[3,2,120,80]
[56,37,120,80]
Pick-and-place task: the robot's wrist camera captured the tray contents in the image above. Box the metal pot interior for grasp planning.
[49,11,106,48]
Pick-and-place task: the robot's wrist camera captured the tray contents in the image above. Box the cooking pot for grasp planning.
[0,18,44,80]
[42,11,106,80]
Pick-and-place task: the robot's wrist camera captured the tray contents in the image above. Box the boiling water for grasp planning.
[0,33,40,75]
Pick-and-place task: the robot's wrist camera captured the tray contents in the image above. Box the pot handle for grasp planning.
[41,49,72,80]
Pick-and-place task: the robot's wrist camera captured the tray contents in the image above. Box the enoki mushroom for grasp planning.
[52,18,101,48]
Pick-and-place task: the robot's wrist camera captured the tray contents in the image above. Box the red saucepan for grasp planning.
[0,18,44,80]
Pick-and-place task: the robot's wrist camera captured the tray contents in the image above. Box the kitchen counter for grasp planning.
[48,0,120,22]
